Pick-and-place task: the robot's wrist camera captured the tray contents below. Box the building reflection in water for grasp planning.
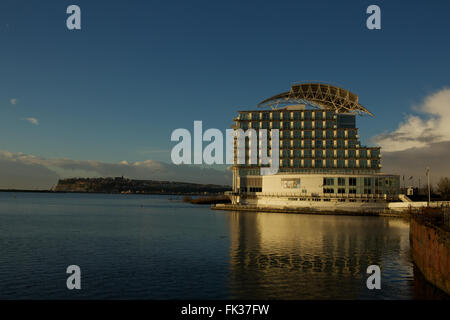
[225,211,443,299]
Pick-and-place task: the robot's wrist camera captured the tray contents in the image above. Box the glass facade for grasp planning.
[235,109,381,172]
[232,107,399,198]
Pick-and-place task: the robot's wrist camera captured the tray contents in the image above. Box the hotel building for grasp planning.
[230,83,399,212]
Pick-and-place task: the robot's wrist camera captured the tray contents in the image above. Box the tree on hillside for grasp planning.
[436,177,450,200]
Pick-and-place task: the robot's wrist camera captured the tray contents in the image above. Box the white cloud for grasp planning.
[23,117,39,125]
[0,151,58,189]
[10,98,17,105]
[371,88,450,181]
[381,141,450,183]
[373,88,450,152]
[0,150,232,189]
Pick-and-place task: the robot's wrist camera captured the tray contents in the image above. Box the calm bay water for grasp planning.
[0,192,444,299]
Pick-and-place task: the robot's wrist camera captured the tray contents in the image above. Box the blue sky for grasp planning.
[0,0,449,187]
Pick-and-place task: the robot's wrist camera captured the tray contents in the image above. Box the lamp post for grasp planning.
[426,167,431,207]
[419,177,421,194]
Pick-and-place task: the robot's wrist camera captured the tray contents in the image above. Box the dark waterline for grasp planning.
[0,192,445,299]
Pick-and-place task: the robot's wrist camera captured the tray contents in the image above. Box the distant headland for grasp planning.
[0,177,231,195]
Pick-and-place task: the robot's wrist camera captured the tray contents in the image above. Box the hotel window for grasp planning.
[337,140,345,148]
[337,114,356,128]
[337,130,345,138]
[304,140,312,148]
[348,140,356,148]
[262,113,270,120]
[294,130,301,138]
[315,130,323,138]
[315,111,323,120]
[338,177,346,186]
[315,149,324,158]
[364,177,372,186]
[304,149,312,157]
[304,159,312,167]
[251,112,259,120]
[338,188,346,194]
[293,141,301,148]
[304,112,312,120]
[349,178,357,186]
[326,149,334,158]
[349,188,357,194]
[304,130,313,138]
[315,121,323,129]
[315,160,323,168]
[293,159,301,167]
[293,112,301,120]
[282,112,290,120]
[304,121,313,129]
[360,149,367,158]
[326,140,334,148]
[294,150,301,157]
[262,122,269,129]
[364,188,372,194]
[323,188,334,194]
[283,121,290,129]
[348,159,356,168]
[348,150,356,157]
[375,178,382,187]
[316,140,323,148]
[323,178,334,186]
[294,121,302,129]
[326,130,334,139]
[372,149,380,157]
[360,159,368,168]
[272,122,280,129]
[337,160,345,168]
[240,122,248,130]
[326,159,334,168]
[273,112,281,120]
